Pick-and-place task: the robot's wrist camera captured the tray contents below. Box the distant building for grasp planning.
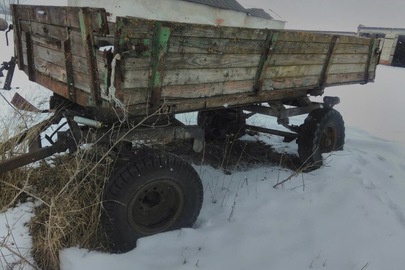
[358,25,405,67]
[67,0,285,29]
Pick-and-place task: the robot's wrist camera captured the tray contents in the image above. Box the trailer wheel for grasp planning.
[102,153,203,253]
[298,108,345,171]
[197,109,246,141]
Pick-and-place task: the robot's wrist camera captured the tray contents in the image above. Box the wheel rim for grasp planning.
[128,179,184,235]
[320,125,337,153]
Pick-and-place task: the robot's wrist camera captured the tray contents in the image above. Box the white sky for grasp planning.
[21,0,405,32]
[239,0,405,31]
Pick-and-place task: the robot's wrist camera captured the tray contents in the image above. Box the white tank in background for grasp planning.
[67,0,285,29]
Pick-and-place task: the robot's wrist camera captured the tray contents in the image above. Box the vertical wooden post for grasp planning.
[25,32,35,81]
[79,8,101,106]
[363,38,377,84]
[64,31,76,102]
[11,5,24,69]
[148,22,171,107]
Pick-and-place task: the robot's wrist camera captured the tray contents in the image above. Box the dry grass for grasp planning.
[27,149,113,270]
[1,139,114,269]
[163,135,302,172]
[0,109,37,212]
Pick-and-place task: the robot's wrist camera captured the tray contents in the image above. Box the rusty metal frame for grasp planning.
[254,31,278,94]
[311,35,339,96]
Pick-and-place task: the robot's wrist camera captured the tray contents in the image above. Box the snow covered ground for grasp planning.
[1,6,405,270]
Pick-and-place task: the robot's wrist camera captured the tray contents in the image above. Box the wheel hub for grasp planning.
[128,179,184,235]
[320,126,337,152]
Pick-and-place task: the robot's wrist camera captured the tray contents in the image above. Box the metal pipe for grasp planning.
[73,116,103,128]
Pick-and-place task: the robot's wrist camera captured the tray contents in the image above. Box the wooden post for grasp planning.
[148,22,171,107]
[79,8,101,106]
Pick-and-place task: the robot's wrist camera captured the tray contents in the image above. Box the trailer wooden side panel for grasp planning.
[115,17,379,109]
[11,5,380,118]
[12,5,109,106]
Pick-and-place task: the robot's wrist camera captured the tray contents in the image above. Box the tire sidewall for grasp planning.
[102,154,203,252]
[298,108,345,170]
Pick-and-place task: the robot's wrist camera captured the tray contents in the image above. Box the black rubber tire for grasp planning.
[101,153,203,253]
[298,108,345,171]
[197,109,246,141]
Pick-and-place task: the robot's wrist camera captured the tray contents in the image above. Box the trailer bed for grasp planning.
[11,5,380,121]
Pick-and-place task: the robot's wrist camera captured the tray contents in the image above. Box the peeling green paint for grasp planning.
[148,22,171,106]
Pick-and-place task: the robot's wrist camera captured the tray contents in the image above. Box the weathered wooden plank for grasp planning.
[272,41,330,54]
[30,6,67,26]
[165,53,261,69]
[72,55,90,75]
[263,64,324,79]
[115,38,152,57]
[115,17,155,38]
[16,5,109,34]
[267,53,327,66]
[170,23,268,40]
[30,21,67,42]
[25,39,95,93]
[334,43,370,54]
[70,31,87,58]
[69,7,109,34]
[327,63,367,74]
[161,80,254,99]
[32,57,91,93]
[21,18,107,57]
[275,31,370,45]
[32,33,64,51]
[336,35,371,45]
[122,57,152,71]
[168,36,264,54]
[325,72,374,85]
[32,70,95,106]
[121,88,149,105]
[203,89,308,109]
[275,31,334,43]
[96,52,111,92]
[330,53,369,64]
[79,8,102,105]
[20,21,107,57]
[147,22,171,106]
[261,76,320,91]
[163,67,258,86]
[31,44,89,75]
[121,69,151,89]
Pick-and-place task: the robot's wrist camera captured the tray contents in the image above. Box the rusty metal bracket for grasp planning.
[253,30,278,94]
[311,35,338,96]
[0,56,16,90]
[5,24,13,46]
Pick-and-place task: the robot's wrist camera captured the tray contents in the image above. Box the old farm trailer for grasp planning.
[0,5,379,252]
